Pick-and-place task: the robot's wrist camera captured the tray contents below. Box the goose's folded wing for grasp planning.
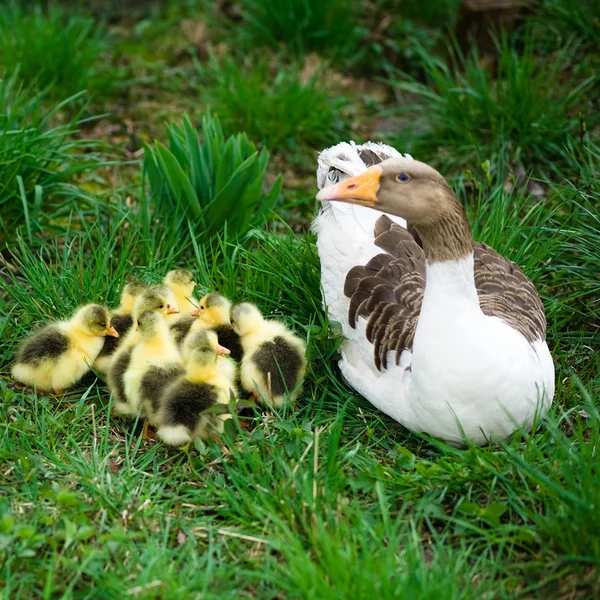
[474,243,547,342]
[344,216,425,371]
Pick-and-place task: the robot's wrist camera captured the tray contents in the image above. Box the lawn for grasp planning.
[0,0,599,598]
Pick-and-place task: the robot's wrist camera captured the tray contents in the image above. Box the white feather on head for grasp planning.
[316,140,411,190]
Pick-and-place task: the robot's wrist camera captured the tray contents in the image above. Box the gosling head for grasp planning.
[316,158,456,225]
[184,330,230,367]
[164,269,196,295]
[135,310,166,339]
[119,281,148,313]
[133,286,179,320]
[230,302,264,336]
[191,292,232,326]
[75,304,119,338]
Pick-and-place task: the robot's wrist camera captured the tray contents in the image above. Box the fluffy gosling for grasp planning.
[231,303,306,408]
[12,304,118,393]
[157,330,235,447]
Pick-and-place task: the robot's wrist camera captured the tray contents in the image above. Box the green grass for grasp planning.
[144,112,282,250]
[0,73,112,238]
[1,176,599,596]
[196,54,349,164]
[1,0,599,597]
[539,0,600,51]
[0,2,110,100]
[388,34,597,175]
[230,0,361,58]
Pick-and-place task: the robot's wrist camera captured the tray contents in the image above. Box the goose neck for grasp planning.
[412,195,474,264]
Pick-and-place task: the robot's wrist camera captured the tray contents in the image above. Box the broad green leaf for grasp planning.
[154,143,201,218]
[165,123,189,169]
[182,114,205,203]
[144,112,281,246]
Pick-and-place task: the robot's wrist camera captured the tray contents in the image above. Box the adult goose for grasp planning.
[315,156,555,446]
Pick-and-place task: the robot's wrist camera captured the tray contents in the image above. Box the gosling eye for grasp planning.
[167,304,171,309]
[200,306,205,310]
[100,322,106,327]
[397,173,410,183]
[159,304,164,309]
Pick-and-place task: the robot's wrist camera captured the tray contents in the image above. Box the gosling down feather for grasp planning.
[115,309,184,422]
[94,281,148,373]
[12,304,118,393]
[108,286,180,407]
[231,303,306,408]
[314,146,555,446]
[157,330,236,447]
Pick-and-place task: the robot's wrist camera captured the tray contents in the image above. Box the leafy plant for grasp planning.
[0,2,110,100]
[388,34,597,173]
[197,55,349,160]
[0,73,110,238]
[143,112,282,247]
[234,0,361,57]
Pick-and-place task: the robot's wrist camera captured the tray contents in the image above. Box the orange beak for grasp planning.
[216,343,230,356]
[106,326,119,338]
[167,306,180,314]
[190,307,200,317]
[316,165,382,206]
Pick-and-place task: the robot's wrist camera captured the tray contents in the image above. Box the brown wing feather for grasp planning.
[474,243,546,341]
[344,216,425,370]
[344,217,546,373]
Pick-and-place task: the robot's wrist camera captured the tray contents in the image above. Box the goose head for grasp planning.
[316,158,473,263]
[317,159,454,220]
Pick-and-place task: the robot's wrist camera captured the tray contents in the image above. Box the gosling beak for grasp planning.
[167,306,180,314]
[191,307,200,317]
[316,165,382,206]
[216,343,231,356]
[106,326,119,338]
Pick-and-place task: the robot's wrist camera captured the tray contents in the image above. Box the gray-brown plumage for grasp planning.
[109,347,132,404]
[141,363,185,414]
[156,330,236,446]
[212,324,244,362]
[231,303,307,408]
[160,380,219,431]
[12,304,118,393]
[250,336,305,397]
[345,213,547,371]
[169,315,195,347]
[17,327,70,365]
[97,313,133,359]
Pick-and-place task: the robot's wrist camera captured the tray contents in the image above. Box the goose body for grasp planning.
[314,147,555,446]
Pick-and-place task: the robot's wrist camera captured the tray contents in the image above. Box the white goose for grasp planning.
[314,144,554,446]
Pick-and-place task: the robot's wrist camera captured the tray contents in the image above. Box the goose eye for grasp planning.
[397,173,410,183]
[200,306,205,310]
[167,304,170,308]
[159,304,164,309]
[100,322,106,327]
